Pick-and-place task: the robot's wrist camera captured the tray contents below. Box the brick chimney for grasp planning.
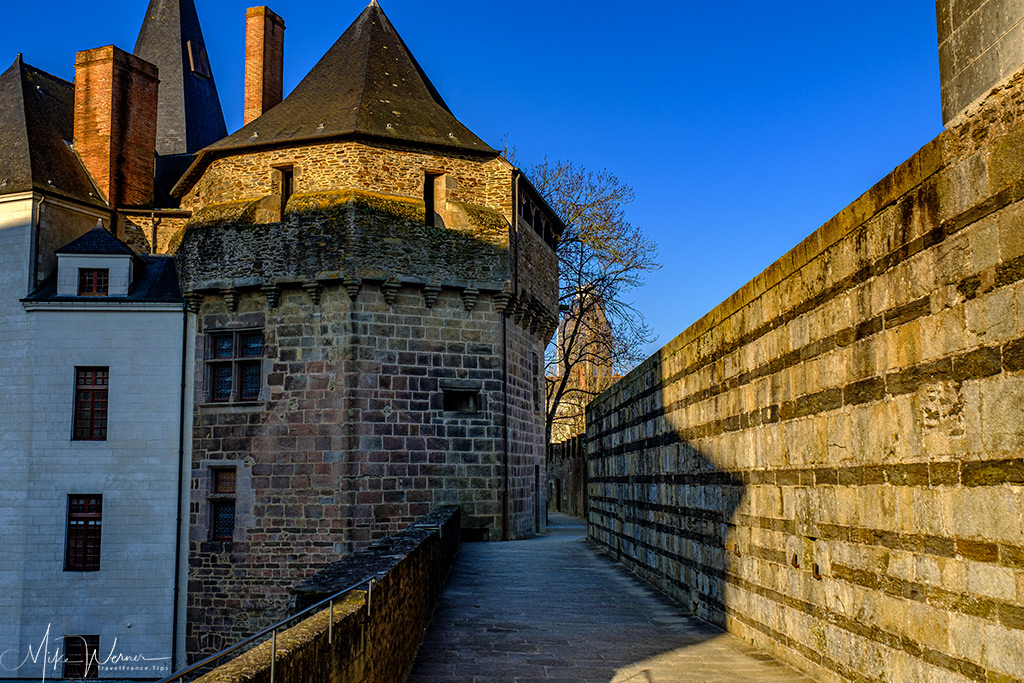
[245,6,285,125]
[74,46,159,208]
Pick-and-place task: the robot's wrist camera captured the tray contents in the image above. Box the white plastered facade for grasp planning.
[0,193,186,680]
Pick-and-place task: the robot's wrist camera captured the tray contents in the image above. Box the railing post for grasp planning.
[270,629,277,683]
[329,598,334,644]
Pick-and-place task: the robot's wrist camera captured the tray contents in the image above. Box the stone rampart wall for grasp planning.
[548,435,587,518]
[938,0,1024,123]
[587,69,1024,682]
[190,507,459,683]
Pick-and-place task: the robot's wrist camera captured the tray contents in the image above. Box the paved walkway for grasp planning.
[407,512,815,683]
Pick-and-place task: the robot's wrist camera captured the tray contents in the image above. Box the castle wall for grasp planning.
[185,283,539,656]
[505,316,547,537]
[121,212,190,255]
[587,68,1024,682]
[938,0,1024,123]
[178,134,557,658]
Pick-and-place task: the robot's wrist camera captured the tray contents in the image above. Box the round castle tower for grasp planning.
[170,2,561,655]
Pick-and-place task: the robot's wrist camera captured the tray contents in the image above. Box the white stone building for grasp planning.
[0,52,188,680]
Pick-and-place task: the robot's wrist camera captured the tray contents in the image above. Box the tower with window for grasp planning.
[172,1,562,655]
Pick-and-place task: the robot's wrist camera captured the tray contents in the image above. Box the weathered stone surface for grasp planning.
[938,0,1024,123]
[191,508,459,683]
[586,61,1024,683]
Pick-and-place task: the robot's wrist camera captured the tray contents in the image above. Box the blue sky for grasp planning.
[0,1,943,357]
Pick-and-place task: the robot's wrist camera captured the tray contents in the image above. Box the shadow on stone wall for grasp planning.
[583,66,1024,682]
[586,354,746,626]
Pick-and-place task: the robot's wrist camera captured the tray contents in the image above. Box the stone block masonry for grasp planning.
[189,507,460,683]
[176,104,557,661]
[185,279,546,656]
[938,0,1024,123]
[587,66,1024,682]
[548,435,587,518]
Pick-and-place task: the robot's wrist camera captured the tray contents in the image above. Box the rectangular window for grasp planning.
[208,331,263,403]
[443,389,480,413]
[77,269,109,297]
[281,167,294,204]
[532,352,542,413]
[424,172,443,227]
[73,368,108,441]
[210,468,236,541]
[66,495,102,572]
[187,39,212,78]
[63,635,99,679]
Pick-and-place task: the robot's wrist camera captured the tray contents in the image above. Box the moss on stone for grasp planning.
[189,198,263,228]
[177,189,514,289]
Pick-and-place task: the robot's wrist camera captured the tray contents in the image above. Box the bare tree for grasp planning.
[527,159,659,442]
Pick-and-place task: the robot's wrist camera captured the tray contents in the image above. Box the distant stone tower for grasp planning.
[937,0,1024,122]
[172,3,562,655]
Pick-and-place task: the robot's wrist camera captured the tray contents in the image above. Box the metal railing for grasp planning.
[155,575,378,683]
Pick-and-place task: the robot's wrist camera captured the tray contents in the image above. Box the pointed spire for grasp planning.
[133,0,228,157]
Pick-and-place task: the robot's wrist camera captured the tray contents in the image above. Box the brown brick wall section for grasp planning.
[244,7,285,126]
[587,67,1024,682]
[74,46,158,208]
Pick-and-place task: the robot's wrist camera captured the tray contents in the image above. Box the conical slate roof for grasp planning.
[133,0,228,157]
[207,1,494,157]
[0,56,105,206]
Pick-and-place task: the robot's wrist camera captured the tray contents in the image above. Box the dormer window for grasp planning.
[78,269,109,297]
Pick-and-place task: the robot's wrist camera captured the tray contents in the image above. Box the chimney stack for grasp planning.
[245,6,285,125]
[74,46,159,207]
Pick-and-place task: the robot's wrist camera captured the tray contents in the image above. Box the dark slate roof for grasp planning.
[0,56,105,206]
[174,2,494,196]
[56,222,136,255]
[134,0,228,157]
[25,255,183,303]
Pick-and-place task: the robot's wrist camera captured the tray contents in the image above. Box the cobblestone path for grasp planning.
[406,512,816,682]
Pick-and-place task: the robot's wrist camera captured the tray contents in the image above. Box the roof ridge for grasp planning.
[0,56,106,205]
[350,4,379,135]
[8,56,33,189]
[56,220,136,255]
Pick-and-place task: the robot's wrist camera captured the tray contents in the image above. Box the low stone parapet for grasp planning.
[190,506,460,683]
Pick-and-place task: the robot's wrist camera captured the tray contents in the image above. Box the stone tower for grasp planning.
[937,0,1024,122]
[172,3,562,655]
